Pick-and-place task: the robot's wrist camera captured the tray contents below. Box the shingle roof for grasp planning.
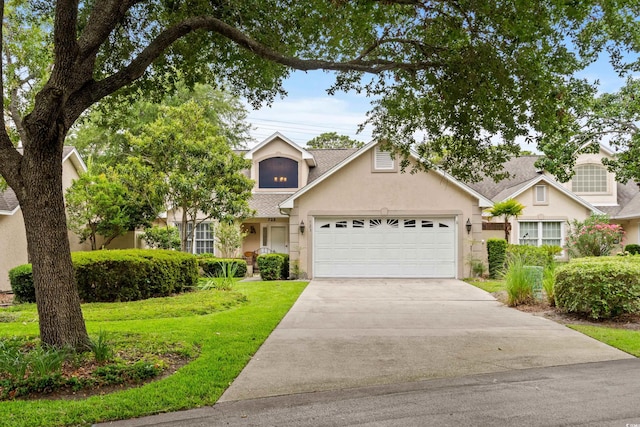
[249,193,291,218]
[1,147,79,214]
[0,188,19,214]
[306,149,359,183]
[466,156,542,200]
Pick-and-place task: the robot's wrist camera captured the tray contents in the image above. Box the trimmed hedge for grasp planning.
[507,244,562,268]
[8,249,198,303]
[555,257,640,319]
[257,253,289,281]
[487,239,507,279]
[624,244,640,255]
[8,264,36,303]
[198,257,247,278]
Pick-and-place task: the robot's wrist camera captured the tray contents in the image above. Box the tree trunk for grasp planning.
[19,142,89,350]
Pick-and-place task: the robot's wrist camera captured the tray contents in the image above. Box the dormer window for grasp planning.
[572,164,607,193]
[259,157,298,189]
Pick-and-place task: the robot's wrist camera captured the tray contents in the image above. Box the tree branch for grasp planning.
[66,15,445,122]
[0,0,25,193]
[77,0,140,65]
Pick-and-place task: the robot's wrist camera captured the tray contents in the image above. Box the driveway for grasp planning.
[219,279,632,402]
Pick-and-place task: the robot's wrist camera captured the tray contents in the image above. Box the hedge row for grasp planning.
[9,249,198,303]
[197,257,247,278]
[555,256,640,319]
[256,253,289,281]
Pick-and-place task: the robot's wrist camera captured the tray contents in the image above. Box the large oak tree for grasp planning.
[0,0,636,348]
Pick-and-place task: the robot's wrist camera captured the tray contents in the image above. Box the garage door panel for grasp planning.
[314,217,456,278]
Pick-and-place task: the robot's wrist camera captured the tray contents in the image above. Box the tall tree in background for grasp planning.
[306,132,364,149]
[0,1,637,348]
[69,82,252,167]
[121,101,253,252]
[537,77,640,183]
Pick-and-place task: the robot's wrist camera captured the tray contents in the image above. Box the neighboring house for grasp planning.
[235,134,640,279]
[0,147,92,291]
[468,145,640,253]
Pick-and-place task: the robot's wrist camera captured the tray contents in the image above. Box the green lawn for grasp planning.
[463,278,505,293]
[568,325,640,357]
[0,280,308,427]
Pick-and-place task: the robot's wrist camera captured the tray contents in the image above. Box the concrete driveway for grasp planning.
[219,279,632,402]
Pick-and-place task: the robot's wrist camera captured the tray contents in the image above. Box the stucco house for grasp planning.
[0,147,92,291]
[468,146,640,249]
[208,133,638,279]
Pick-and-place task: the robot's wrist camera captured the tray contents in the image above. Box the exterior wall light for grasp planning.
[466,218,472,234]
[299,220,305,235]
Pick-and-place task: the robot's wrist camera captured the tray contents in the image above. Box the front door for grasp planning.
[270,225,288,254]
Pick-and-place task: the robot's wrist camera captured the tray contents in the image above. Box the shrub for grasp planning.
[487,239,507,279]
[504,256,537,306]
[8,264,35,303]
[555,257,640,319]
[74,250,198,302]
[198,258,247,278]
[624,244,640,255]
[279,253,290,280]
[140,226,181,250]
[507,244,561,268]
[257,254,284,281]
[10,250,198,304]
[565,214,625,257]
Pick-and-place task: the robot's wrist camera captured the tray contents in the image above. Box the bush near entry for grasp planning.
[9,249,198,303]
[197,257,247,277]
[257,253,289,280]
[554,256,640,320]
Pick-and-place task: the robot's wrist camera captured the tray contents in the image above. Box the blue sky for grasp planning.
[245,54,637,149]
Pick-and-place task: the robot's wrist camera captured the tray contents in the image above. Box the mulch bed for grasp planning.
[492,290,640,331]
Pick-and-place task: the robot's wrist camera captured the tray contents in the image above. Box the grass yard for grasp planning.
[568,325,640,357]
[463,278,505,293]
[0,280,307,427]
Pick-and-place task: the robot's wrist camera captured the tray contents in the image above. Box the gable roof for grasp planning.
[0,146,86,216]
[491,174,604,215]
[245,132,316,167]
[467,152,640,219]
[279,140,493,210]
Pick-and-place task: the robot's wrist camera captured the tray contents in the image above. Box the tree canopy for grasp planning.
[120,100,253,252]
[1,0,638,349]
[306,132,365,149]
[536,77,640,183]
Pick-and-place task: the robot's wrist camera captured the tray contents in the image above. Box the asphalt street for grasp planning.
[97,359,640,427]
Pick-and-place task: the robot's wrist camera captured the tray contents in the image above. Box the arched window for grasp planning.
[259,157,298,188]
[572,164,607,193]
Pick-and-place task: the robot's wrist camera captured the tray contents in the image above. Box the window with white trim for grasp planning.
[519,221,562,247]
[572,164,607,193]
[374,146,395,170]
[534,185,547,204]
[176,222,215,254]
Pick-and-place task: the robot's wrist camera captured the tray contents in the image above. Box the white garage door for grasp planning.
[314,217,456,278]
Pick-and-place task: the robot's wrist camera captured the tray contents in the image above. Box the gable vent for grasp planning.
[374,146,395,170]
